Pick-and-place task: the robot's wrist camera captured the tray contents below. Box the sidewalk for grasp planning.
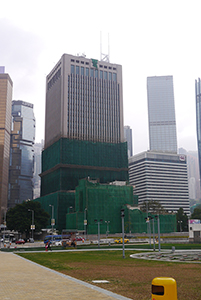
[0,252,131,300]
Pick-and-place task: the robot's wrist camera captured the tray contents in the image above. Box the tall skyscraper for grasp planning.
[195,78,201,189]
[45,54,124,149]
[147,76,177,153]
[124,125,133,158]
[36,54,128,230]
[0,69,13,223]
[8,100,35,208]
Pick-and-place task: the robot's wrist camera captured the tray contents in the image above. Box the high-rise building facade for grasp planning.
[0,70,13,223]
[179,148,200,200]
[124,125,133,158]
[129,151,190,214]
[195,78,201,189]
[41,54,127,196]
[8,100,35,208]
[36,54,128,230]
[45,54,124,149]
[147,76,177,153]
[33,140,43,199]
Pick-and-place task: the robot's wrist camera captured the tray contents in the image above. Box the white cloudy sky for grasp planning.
[0,0,200,154]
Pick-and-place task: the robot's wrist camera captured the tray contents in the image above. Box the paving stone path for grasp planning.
[0,252,131,300]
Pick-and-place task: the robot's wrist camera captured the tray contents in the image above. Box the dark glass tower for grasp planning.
[8,101,35,208]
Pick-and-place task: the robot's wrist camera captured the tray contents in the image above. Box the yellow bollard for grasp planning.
[152,277,177,300]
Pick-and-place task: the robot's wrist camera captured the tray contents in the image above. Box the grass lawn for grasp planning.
[19,250,201,300]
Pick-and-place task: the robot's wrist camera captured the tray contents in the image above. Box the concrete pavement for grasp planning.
[0,251,132,300]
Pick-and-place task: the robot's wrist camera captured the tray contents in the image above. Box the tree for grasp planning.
[191,205,201,220]
[176,207,188,232]
[140,200,165,214]
[6,201,50,237]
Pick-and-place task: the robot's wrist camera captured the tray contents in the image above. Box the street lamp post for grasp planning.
[94,219,102,248]
[121,209,125,259]
[178,220,183,232]
[155,214,161,252]
[105,221,110,239]
[84,208,87,240]
[49,205,54,245]
[28,209,34,240]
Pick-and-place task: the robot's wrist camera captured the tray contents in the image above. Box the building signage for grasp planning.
[179,155,186,161]
[189,219,200,224]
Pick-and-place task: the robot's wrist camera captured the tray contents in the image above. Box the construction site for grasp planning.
[34,136,177,235]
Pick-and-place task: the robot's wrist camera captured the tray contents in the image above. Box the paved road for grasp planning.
[0,251,131,300]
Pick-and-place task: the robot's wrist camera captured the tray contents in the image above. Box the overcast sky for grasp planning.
[1,0,200,154]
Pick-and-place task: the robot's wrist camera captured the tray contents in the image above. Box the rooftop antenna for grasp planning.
[100,32,110,62]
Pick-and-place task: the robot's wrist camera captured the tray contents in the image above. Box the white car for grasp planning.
[55,240,62,246]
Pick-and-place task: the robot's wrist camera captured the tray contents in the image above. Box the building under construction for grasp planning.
[35,53,176,234]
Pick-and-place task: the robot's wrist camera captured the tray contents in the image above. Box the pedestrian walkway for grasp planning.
[0,252,131,300]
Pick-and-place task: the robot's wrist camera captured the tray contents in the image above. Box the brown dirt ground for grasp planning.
[59,258,201,300]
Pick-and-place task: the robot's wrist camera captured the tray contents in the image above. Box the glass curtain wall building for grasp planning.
[0,71,13,223]
[147,76,177,153]
[8,101,35,208]
[195,78,201,186]
[124,125,133,158]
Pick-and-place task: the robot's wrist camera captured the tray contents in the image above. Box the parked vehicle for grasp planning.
[44,235,62,245]
[73,236,85,242]
[55,240,62,246]
[114,238,129,244]
[15,239,25,244]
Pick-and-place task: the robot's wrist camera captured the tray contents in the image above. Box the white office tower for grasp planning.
[129,151,190,215]
[147,76,177,153]
[45,54,124,149]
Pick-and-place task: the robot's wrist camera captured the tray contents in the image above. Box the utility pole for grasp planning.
[49,205,54,245]
[94,219,102,248]
[28,209,35,239]
[121,209,125,259]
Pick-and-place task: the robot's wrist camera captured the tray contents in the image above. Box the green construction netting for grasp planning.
[66,179,134,234]
[41,167,128,196]
[42,138,128,172]
[66,179,177,234]
[34,191,75,231]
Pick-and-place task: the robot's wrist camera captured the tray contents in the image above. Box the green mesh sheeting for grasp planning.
[126,209,177,234]
[66,179,134,234]
[41,167,128,196]
[42,138,128,172]
[33,191,75,231]
[66,179,176,234]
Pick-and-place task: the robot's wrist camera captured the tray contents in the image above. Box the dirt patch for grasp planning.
[59,258,201,300]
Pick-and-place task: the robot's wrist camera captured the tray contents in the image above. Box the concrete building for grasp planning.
[8,101,35,208]
[45,54,124,149]
[124,125,133,158]
[147,76,177,153]
[189,219,201,243]
[0,69,13,223]
[129,151,190,215]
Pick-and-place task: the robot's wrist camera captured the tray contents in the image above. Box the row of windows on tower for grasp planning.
[71,65,117,81]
